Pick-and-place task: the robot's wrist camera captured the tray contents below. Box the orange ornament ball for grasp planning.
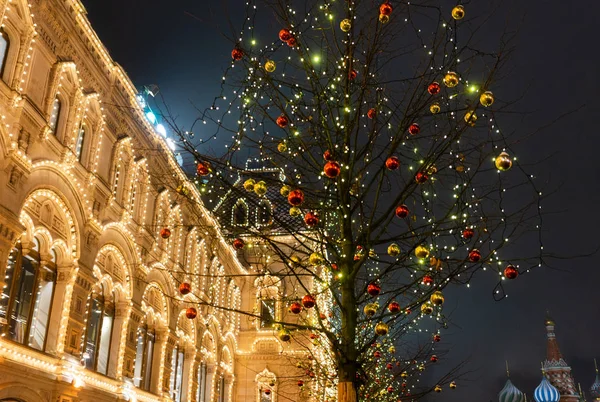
[408,123,420,135]
[349,69,358,80]
[428,82,441,95]
[286,37,297,47]
[462,228,474,239]
[367,108,377,119]
[324,161,341,178]
[468,249,481,262]
[160,228,171,239]
[323,149,334,161]
[231,48,243,61]
[395,204,409,218]
[504,265,519,279]
[367,282,381,297]
[279,28,292,41]
[196,161,211,176]
[388,301,401,313]
[289,302,303,314]
[276,114,289,128]
[304,212,319,227]
[379,2,393,16]
[287,189,305,206]
[386,156,400,170]
[415,171,429,183]
[233,238,245,250]
[302,294,316,309]
[186,307,198,319]
[179,282,192,295]
[422,274,434,286]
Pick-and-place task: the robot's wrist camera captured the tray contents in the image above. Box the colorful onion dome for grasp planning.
[591,373,600,398]
[534,376,560,402]
[499,378,524,402]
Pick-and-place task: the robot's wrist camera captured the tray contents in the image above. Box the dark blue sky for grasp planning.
[82,0,600,400]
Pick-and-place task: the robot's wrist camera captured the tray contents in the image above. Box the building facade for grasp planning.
[0,1,303,401]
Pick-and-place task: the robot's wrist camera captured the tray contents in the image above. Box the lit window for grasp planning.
[197,362,208,402]
[260,299,276,328]
[133,325,154,390]
[232,200,248,226]
[75,125,86,161]
[49,98,62,134]
[169,344,185,401]
[0,30,9,78]
[257,200,272,226]
[83,287,114,375]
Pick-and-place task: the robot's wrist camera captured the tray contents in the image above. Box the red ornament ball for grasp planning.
[324,161,341,178]
[231,48,243,61]
[304,212,319,227]
[289,302,303,314]
[309,333,317,340]
[433,334,441,342]
[349,69,358,80]
[233,238,245,250]
[430,355,438,363]
[387,386,394,393]
[367,282,381,297]
[276,114,289,128]
[386,156,400,170]
[287,189,304,206]
[185,307,198,319]
[264,389,271,396]
[196,161,211,176]
[302,294,316,308]
[179,282,192,295]
[286,37,297,47]
[374,351,382,358]
[380,2,393,16]
[279,28,292,41]
[408,123,420,135]
[462,228,475,239]
[160,228,171,239]
[428,82,441,95]
[388,301,401,313]
[395,204,409,218]
[468,249,481,262]
[387,363,393,370]
[367,108,377,119]
[415,172,429,183]
[297,380,304,387]
[422,274,434,286]
[323,149,334,161]
[504,265,519,279]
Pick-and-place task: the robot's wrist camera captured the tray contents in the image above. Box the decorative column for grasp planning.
[181,344,196,402]
[0,206,24,289]
[205,364,216,402]
[47,262,78,355]
[108,300,131,379]
[150,327,169,395]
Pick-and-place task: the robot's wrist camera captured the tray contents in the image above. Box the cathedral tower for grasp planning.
[543,316,580,401]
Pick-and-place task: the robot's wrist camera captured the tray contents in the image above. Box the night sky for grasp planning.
[82,0,600,400]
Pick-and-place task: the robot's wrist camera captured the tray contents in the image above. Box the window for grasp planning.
[217,376,226,402]
[232,200,248,226]
[83,287,114,375]
[260,299,276,328]
[49,97,62,134]
[169,344,185,401]
[0,30,9,78]
[257,200,272,226]
[197,362,207,402]
[75,125,86,162]
[0,241,56,351]
[133,325,154,390]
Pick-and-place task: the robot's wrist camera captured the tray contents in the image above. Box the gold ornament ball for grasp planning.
[443,71,459,88]
[277,142,287,152]
[495,152,512,171]
[243,178,256,191]
[464,110,477,126]
[254,180,267,196]
[401,371,408,378]
[389,345,396,353]
[340,19,352,32]
[420,301,434,315]
[430,102,441,114]
[415,245,430,259]
[375,322,389,336]
[430,290,445,306]
[309,252,324,265]
[290,255,302,266]
[265,60,276,73]
[289,206,301,217]
[451,5,465,20]
[450,381,457,389]
[418,363,426,371]
[278,328,292,342]
[434,385,443,393]
[388,243,401,257]
[280,185,292,196]
[364,303,379,317]
[480,91,494,107]
[379,14,390,24]
[369,249,377,258]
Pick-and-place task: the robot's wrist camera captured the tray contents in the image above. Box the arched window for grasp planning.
[133,324,155,390]
[257,200,272,226]
[49,97,62,134]
[232,199,248,226]
[0,239,57,351]
[0,30,10,78]
[83,286,114,375]
[75,124,87,162]
[169,343,185,401]
[197,362,208,402]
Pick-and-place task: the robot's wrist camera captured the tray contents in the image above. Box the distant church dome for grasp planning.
[498,378,524,402]
[591,371,600,398]
[534,376,560,402]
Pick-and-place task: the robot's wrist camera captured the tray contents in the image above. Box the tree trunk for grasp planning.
[338,262,358,402]
[338,381,357,402]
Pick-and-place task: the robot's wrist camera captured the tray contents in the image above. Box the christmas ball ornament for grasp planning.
[297,380,304,387]
[386,156,400,170]
[367,282,381,297]
[364,303,379,317]
[196,161,211,176]
[324,161,341,178]
[374,351,382,358]
[277,142,287,152]
[428,82,441,95]
[304,212,319,227]
[415,245,430,259]
[395,204,409,218]
[430,355,438,363]
[387,386,394,393]
[309,253,324,265]
[450,381,457,389]
[367,108,377,119]
[309,333,317,340]
[430,102,441,114]
[160,228,171,239]
[462,228,474,239]
[264,389,272,395]
[280,185,292,197]
[289,302,303,314]
[288,189,305,206]
[276,114,289,128]
[323,149,334,161]
[265,60,276,73]
[375,322,389,336]
[480,91,494,107]
[379,13,390,24]
[290,256,301,266]
[389,345,396,353]
[421,301,434,315]
[401,371,408,378]
[286,37,297,47]
[422,274,434,285]
[340,19,352,32]
[244,178,256,191]
[254,181,267,196]
[380,2,393,16]
[349,69,358,80]
[278,328,292,342]
[434,334,441,342]
[495,152,512,171]
[430,291,445,306]
[176,185,189,196]
[415,172,429,183]
[388,301,401,313]
[185,307,197,319]
[451,5,465,20]
[231,48,243,61]
[443,71,459,87]
[179,282,192,295]
[468,249,481,262]
[504,265,519,279]
[408,123,420,135]
[289,207,301,217]
[387,243,401,257]
[233,238,245,250]
[418,363,426,371]
[302,294,316,308]
[464,110,477,126]
[434,385,442,393]
[279,28,292,41]
[387,363,393,370]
